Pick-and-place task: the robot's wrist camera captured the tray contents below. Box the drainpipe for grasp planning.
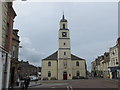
[57,59,58,80]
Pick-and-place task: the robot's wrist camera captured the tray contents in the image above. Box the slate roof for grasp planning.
[71,54,84,60]
[43,51,58,60]
[42,51,85,60]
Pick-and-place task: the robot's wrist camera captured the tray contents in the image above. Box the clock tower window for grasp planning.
[63,24,65,29]
[64,52,66,55]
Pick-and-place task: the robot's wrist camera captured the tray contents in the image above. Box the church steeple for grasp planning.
[60,14,68,30]
[58,14,72,79]
[62,12,65,19]
[60,13,67,22]
[58,14,71,59]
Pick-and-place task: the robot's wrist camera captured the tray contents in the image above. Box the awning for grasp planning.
[108,66,120,72]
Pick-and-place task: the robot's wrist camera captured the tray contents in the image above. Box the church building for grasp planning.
[41,15,87,80]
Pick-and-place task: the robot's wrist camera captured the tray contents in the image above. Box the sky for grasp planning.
[13,2,118,71]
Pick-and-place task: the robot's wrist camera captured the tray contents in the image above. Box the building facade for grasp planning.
[42,15,87,80]
[91,37,120,79]
[0,1,3,89]
[9,29,20,87]
[109,38,120,79]
[18,60,38,79]
[91,54,109,78]
[0,2,17,89]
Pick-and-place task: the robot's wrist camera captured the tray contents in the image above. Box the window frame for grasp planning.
[48,71,51,77]
[64,52,66,55]
[48,62,51,66]
[76,61,79,66]
[63,24,65,29]
[76,71,80,76]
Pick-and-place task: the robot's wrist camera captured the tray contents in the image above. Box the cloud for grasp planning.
[19,37,46,66]
[14,2,118,71]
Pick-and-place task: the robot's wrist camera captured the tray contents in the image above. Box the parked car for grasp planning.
[50,77,57,80]
[43,77,48,80]
[72,76,79,79]
[29,76,38,81]
[72,76,86,79]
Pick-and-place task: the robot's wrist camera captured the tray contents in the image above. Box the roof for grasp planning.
[71,54,84,60]
[43,51,58,60]
[60,14,67,22]
[42,51,85,61]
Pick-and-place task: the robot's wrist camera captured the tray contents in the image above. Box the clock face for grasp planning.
[62,32,67,37]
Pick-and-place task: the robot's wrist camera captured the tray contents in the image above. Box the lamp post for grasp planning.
[36,67,37,84]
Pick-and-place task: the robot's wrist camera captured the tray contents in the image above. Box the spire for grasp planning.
[62,11,65,19]
[60,11,67,22]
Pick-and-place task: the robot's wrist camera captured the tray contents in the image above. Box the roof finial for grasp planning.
[62,11,65,19]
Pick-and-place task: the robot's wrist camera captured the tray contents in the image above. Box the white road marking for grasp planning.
[51,87,56,88]
[67,86,69,90]
[70,85,73,90]
[67,85,73,90]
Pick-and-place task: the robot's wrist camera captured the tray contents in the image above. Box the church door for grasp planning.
[63,72,67,80]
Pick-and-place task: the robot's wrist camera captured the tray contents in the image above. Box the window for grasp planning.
[63,24,65,29]
[76,61,79,66]
[114,60,115,65]
[76,71,80,76]
[48,62,51,66]
[63,61,67,67]
[64,52,66,55]
[48,71,51,77]
[62,32,67,37]
[116,62,119,64]
[12,46,17,58]
[112,51,115,55]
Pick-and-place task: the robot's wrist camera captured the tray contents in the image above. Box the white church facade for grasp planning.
[41,15,87,80]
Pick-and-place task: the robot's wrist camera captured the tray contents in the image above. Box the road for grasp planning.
[28,78,119,90]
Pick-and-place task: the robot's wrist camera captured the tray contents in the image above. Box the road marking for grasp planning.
[67,85,73,90]
[51,87,56,88]
[67,86,69,90]
[70,85,73,90]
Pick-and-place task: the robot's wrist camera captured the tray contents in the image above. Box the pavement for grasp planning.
[13,81,41,88]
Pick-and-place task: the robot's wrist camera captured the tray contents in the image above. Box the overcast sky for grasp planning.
[13,2,118,71]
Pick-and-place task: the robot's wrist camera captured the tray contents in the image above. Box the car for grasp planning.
[29,76,38,81]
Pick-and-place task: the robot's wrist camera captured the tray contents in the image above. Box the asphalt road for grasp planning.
[28,78,119,90]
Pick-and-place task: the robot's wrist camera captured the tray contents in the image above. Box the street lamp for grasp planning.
[36,67,38,84]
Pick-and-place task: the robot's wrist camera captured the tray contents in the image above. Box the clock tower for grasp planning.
[41,14,87,80]
[58,14,72,80]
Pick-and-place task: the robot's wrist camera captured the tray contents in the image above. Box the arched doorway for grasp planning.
[63,72,67,80]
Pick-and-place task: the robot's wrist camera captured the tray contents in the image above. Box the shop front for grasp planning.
[109,66,120,79]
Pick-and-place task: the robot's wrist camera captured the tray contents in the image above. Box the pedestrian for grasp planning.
[20,80,25,90]
[24,76,30,90]
[16,78,20,86]
[107,74,110,78]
